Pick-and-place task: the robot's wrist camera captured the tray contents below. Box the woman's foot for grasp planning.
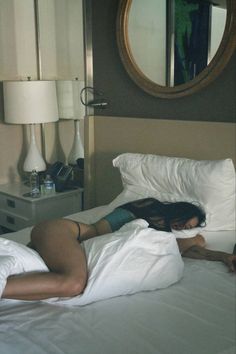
[177,234,206,254]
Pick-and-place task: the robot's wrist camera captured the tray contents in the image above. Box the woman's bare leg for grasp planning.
[2,218,113,300]
[2,219,88,300]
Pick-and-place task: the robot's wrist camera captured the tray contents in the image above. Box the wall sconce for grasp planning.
[80,86,108,109]
[56,80,85,165]
[3,80,59,172]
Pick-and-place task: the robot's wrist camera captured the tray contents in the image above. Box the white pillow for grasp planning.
[0,237,48,298]
[113,153,236,231]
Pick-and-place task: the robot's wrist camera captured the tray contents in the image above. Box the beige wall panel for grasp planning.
[38,0,84,80]
[0,122,25,184]
[0,0,37,80]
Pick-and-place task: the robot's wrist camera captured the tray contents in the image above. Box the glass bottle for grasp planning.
[43,174,55,195]
[30,170,40,198]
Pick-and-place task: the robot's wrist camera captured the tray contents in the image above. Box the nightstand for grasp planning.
[0,182,83,232]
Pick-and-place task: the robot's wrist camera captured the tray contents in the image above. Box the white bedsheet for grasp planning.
[0,205,235,354]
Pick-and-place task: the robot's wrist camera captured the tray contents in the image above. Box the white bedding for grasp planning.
[0,203,235,354]
[0,219,184,305]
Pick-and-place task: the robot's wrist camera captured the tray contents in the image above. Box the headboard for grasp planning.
[84,115,236,209]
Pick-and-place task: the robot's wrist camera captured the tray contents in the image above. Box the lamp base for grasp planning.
[23,124,46,172]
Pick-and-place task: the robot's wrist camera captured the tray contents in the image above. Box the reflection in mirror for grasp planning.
[56,80,85,120]
[44,80,86,165]
[55,80,85,164]
[117,0,236,98]
[128,0,226,87]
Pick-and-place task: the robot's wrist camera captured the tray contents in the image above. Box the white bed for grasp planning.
[0,210,235,354]
[0,152,235,354]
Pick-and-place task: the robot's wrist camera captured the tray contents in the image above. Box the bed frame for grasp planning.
[84,115,236,209]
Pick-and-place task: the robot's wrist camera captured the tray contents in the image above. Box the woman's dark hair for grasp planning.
[163,201,206,231]
[122,198,206,232]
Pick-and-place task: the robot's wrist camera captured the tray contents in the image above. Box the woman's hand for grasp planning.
[194,234,206,247]
[223,254,236,273]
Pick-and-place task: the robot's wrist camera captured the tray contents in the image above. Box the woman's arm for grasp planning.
[182,245,236,273]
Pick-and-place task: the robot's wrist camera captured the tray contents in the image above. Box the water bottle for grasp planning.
[30,170,40,198]
[43,174,55,195]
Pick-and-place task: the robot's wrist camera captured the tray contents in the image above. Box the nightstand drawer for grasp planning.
[0,194,32,218]
[0,209,31,231]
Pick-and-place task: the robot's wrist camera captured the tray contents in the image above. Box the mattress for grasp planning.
[0,205,235,354]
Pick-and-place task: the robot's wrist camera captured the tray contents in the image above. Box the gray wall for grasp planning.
[92,0,236,123]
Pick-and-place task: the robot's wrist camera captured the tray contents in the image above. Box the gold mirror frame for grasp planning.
[116,0,236,99]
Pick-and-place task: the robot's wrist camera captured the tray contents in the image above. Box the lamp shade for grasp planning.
[3,80,59,124]
[56,80,85,120]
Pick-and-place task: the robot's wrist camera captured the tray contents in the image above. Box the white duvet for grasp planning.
[0,219,184,306]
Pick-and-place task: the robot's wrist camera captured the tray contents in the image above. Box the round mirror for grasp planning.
[117,0,236,98]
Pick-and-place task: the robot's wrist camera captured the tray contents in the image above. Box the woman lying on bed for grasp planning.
[2,198,236,301]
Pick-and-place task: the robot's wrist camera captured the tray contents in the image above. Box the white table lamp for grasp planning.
[3,80,59,172]
[56,80,85,164]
